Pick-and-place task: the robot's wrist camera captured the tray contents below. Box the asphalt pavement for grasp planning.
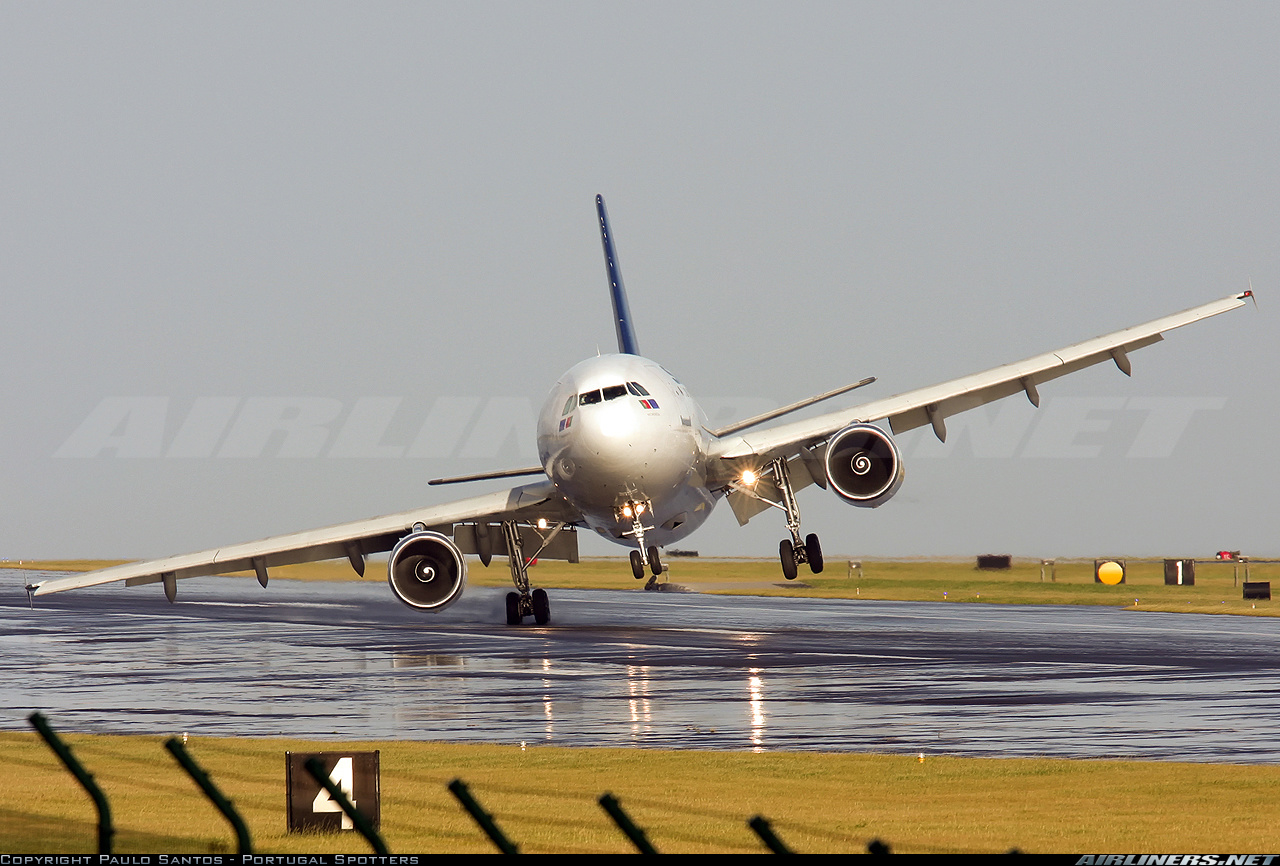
[5,571,1279,761]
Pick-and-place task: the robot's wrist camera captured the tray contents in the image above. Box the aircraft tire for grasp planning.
[779,540,798,580]
[806,533,824,574]
[505,591,522,625]
[630,549,646,580]
[647,545,662,576]
[532,588,550,625]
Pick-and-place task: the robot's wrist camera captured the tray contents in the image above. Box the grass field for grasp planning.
[5,731,1280,854]
[8,556,1276,617]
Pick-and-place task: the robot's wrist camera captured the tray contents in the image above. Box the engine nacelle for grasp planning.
[387,530,468,611]
[825,423,904,508]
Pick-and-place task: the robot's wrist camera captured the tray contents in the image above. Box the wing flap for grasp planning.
[887,333,1163,437]
[712,292,1249,462]
[34,480,579,596]
[453,522,580,563]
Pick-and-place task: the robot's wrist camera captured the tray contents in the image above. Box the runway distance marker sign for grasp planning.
[286,751,381,833]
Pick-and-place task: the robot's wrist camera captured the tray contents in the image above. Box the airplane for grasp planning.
[31,196,1253,625]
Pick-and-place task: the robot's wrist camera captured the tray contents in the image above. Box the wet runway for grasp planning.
[5,572,1280,762]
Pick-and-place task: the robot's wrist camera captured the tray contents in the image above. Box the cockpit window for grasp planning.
[602,384,627,401]
[579,389,602,406]
[626,382,650,396]
[562,395,577,415]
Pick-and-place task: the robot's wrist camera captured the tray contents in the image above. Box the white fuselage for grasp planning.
[536,354,719,548]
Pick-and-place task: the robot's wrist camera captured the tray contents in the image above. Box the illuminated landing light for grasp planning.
[619,501,646,519]
[741,469,758,486]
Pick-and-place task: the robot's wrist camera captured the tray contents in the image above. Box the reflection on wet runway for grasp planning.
[5,571,1280,762]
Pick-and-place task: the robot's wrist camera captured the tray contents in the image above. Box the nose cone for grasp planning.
[577,399,643,455]
[567,399,655,485]
[549,402,700,513]
[536,354,709,523]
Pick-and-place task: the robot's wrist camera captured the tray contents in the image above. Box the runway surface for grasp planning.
[5,571,1280,762]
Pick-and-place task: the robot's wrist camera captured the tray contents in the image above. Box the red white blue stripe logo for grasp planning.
[639,399,659,410]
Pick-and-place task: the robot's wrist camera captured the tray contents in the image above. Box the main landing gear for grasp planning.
[501,520,553,626]
[780,534,823,581]
[619,498,665,590]
[736,456,825,581]
[774,456,823,580]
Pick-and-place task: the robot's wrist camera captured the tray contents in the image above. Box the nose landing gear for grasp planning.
[618,499,665,588]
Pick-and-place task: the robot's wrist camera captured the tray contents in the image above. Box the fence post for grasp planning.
[28,712,113,854]
[747,814,793,853]
[447,779,518,854]
[303,756,389,855]
[164,737,252,854]
[598,792,659,854]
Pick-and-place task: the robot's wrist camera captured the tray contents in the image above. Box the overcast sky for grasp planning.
[1,2,1275,563]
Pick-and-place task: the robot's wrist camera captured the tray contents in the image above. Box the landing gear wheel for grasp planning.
[806,533,824,574]
[531,588,550,625]
[779,539,798,580]
[647,545,662,576]
[630,549,646,580]
[505,591,522,625]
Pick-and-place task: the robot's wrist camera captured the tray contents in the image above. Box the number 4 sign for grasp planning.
[286,751,381,833]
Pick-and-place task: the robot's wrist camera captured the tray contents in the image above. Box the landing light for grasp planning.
[741,469,758,486]
[536,518,548,529]
[619,501,646,519]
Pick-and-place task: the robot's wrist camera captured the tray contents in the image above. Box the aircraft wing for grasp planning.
[712,291,1251,467]
[31,479,579,597]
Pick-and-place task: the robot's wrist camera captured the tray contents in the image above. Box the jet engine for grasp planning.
[825,423,904,508]
[387,530,468,611]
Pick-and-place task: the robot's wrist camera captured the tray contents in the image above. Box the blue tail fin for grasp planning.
[596,195,640,355]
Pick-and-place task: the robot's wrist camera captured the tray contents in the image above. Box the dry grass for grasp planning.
[8,556,1277,616]
[486,556,1280,617]
[4,731,1279,854]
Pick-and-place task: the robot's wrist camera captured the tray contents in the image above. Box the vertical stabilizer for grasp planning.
[596,195,640,355]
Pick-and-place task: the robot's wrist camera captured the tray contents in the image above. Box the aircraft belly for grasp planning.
[550,421,713,547]
[582,482,716,548]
